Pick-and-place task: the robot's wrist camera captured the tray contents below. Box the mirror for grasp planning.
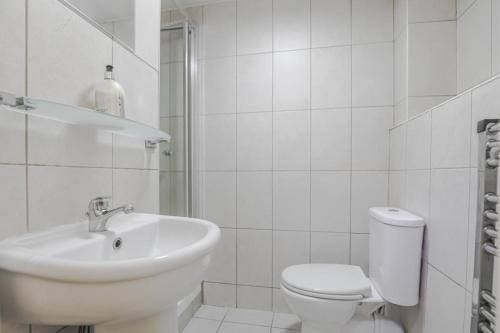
[61,0,136,50]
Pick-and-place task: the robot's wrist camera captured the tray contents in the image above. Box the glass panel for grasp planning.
[160,26,187,217]
[0,98,169,141]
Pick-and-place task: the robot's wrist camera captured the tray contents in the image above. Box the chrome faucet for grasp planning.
[87,197,134,232]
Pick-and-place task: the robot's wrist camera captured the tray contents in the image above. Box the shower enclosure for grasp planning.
[159,19,197,218]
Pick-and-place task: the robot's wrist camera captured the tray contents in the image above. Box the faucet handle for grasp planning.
[89,197,111,214]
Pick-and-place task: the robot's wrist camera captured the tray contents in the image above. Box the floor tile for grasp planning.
[194,305,228,321]
[272,313,301,330]
[225,308,274,326]
[218,322,271,333]
[182,318,220,333]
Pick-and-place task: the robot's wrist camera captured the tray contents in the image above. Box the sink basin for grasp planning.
[0,213,220,333]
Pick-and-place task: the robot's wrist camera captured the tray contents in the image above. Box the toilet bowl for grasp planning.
[280,207,425,333]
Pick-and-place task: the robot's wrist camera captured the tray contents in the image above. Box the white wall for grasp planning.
[395,0,457,124]
[183,0,395,312]
[391,73,500,333]
[0,0,160,332]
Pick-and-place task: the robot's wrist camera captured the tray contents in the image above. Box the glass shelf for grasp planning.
[0,92,170,145]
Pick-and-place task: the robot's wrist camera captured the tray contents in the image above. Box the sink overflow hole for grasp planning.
[113,238,123,250]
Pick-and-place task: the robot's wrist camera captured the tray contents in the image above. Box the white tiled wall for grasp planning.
[392,74,500,333]
[396,0,458,123]
[0,0,160,332]
[195,0,394,312]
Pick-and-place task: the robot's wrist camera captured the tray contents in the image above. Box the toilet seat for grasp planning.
[281,264,372,301]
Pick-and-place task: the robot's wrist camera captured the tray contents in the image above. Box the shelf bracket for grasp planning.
[0,91,19,108]
[145,138,169,149]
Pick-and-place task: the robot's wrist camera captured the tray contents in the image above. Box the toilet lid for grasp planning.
[281,264,372,300]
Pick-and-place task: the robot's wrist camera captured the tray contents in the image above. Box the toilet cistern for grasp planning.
[87,197,134,232]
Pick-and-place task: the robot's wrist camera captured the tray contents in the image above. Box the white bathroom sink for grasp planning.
[0,213,220,333]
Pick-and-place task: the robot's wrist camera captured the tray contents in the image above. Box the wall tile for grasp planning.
[168,62,184,116]
[28,0,112,108]
[273,231,310,287]
[237,172,273,229]
[0,112,25,164]
[406,170,431,221]
[113,169,159,214]
[311,46,351,109]
[394,0,408,39]
[389,171,407,208]
[457,0,492,92]
[113,42,159,128]
[350,233,370,275]
[0,0,25,95]
[237,112,272,171]
[206,228,236,284]
[493,0,500,75]
[352,0,394,44]
[395,30,408,105]
[406,112,431,170]
[311,0,351,48]
[429,168,470,286]
[201,172,237,228]
[134,0,161,69]
[351,171,389,233]
[423,266,466,333]
[408,96,453,118]
[352,42,394,107]
[390,124,407,170]
[0,165,27,240]
[237,229,273,287]
[273,110,310,170]
[160,64,170,116]
[311,108,351,170]
[237,286,273,311]
[273,50,310,111]
[311,172,350,233]
[395,99,408,125]
[408,0,456,23]
[273,0,310,51]
[352,107,393,171]
[204,282,237,307]
[28,166,112,232]
[28,118,112,168]
[202,1,236,58]
[201,114,236,171]
[273,172,310,231]
[311,232,350,264]
[408,21,457,97]
[457,0,477,16]
[431,93,471,169]
[237,53,272,113]
[201,57,237,115]
[237,0,272,54]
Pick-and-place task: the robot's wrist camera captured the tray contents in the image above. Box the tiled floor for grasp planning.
[183,306,301,333]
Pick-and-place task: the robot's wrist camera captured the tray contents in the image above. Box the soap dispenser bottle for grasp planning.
[95,65,126,117]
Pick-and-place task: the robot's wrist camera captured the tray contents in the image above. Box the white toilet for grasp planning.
[281,207,424,333]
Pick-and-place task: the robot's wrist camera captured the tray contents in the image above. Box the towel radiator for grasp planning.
[472,119,500,333]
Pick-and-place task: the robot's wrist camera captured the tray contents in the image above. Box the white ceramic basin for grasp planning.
[0,213,220,333]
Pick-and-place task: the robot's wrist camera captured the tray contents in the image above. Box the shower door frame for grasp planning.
[161,20,197,217]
